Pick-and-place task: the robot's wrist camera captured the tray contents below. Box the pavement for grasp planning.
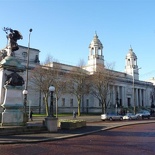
[0,115,155,144]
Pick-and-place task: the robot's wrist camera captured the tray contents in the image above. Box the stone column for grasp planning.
[141,89,144,107]
[135,88,138,107]
[112,85,115,106]
[142,89,145,106]
[121,86,125,107]
[117,86,120,106]
[139,89,142,107]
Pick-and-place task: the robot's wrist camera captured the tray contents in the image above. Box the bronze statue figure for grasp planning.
[5,72,24,86]
[3,27,23,56]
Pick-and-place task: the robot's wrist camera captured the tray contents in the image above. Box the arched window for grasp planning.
[91,48,94,55]
[127,59,130,65]
[134,59,136,65]
[98,47,101,55]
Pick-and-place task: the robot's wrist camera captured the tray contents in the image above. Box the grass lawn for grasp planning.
[33,113,100,117]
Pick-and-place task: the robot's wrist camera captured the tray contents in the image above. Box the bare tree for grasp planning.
[90,64,116,114]
[49,62,67,117]
[29,56,66,116]
[66,60,90,116]
[29,65,53,116]
[45,61,67,101]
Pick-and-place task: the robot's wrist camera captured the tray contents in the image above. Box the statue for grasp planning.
[3,27,23,57]
[5,72,24,86]
[0,49,7,61]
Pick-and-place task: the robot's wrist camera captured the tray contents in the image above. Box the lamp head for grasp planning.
[23,89,28,95]
[49,85,55,92]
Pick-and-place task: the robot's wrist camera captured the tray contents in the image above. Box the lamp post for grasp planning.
[25,28,32,90]
[49,85,55,117]
[45,85,57,132]
[22,89,28,122]
[132,67,141,114]
[23,28,32,123]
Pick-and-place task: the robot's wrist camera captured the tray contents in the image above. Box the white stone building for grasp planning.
[0,34,154,114]
[82,33,154,113]
[0,45,40,113]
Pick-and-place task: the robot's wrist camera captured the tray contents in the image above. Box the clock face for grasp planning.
[22,52,27,58]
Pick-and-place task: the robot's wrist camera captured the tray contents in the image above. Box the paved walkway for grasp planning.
[0,116,155,144]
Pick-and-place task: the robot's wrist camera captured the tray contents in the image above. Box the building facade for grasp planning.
[0,34,154,114]
[82,33,154,113]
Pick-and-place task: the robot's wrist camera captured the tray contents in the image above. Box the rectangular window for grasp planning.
[86,99,89,113]
[99,100,101,106]
[70,98,73,107]
[127,98,131,107]
[86,99,89,107]
[62,98,65,106]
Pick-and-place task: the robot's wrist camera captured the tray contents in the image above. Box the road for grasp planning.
[0,122,155,155]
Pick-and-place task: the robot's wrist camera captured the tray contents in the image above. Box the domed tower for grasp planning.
[86,33,104,73]
[125,47,139,80]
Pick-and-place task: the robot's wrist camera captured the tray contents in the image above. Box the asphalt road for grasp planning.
[0,122,155,155]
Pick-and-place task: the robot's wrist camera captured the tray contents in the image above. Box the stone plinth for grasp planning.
[45,117,58,132]
[1,85,24,126]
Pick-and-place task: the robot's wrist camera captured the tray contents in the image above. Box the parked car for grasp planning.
[136,110,150,119]
[101,113,123,121]
[123,113,137,120]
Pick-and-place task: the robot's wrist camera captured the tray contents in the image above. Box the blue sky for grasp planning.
[0,0,155,80]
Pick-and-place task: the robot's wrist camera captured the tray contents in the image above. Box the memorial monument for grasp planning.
[0,27,26,126]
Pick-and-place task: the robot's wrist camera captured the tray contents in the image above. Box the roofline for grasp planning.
[18,45,40,52]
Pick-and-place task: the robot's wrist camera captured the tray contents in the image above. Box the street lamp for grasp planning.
[132,67,141,114]
[22,89,28,122]
[45,85,57,132]
[49,85,55,117]
[23,28,32,122]
[25,28,32,90]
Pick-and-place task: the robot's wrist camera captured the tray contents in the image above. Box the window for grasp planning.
[70,99,73,107]
[86,99,89,107]
[127,59,130,65]
[99,100,101,106]
[127,98,131,107]
[91,48,94,55]
[34,55,40,63]
[98,49,101,55]
[62,98,65,106]
[134,59,136,65]
[22,51,27,58]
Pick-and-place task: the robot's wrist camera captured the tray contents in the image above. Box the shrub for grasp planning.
[58,119,86,129]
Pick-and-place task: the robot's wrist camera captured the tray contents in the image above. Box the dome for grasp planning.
[89,33,103,48]
[126,48,137,58]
